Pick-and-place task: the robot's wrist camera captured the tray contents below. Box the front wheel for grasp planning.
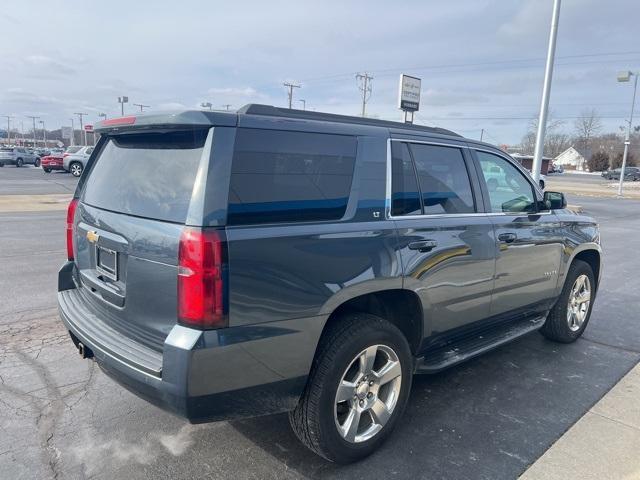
[34,158,41,168]
[540,259,595,343]
[539,180,545,190]
[16,158,24,167]
[69,162,83,177]
[289,313,412,464]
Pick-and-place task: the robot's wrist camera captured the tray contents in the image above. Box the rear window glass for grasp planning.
[228,129,357,225]
[82,130,207,223]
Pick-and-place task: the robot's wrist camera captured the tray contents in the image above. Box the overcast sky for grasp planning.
[1,0,639,145]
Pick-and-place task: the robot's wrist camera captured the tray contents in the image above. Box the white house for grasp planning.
[555,146,588,171]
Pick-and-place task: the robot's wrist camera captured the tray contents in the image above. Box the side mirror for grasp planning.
[543,191,567,210]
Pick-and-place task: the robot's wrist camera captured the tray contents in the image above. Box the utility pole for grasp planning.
[531,0,561,184]
[27,116,39,148]
[201,102,212,110]
[134,103,150,113]
[20,121,24,145]
[75,112,88,145]
[70,118,75,146]
[356,72,373,117]
[283,82,301,109]
[299,99,306,111]
[39,120,46,147]
[1,115,12,144]
[221,104,232,111]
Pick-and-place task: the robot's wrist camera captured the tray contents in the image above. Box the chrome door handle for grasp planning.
[408,240,438,252]
[498,232,517,243]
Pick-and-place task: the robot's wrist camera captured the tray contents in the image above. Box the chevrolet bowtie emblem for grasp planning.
[86,230,100,244]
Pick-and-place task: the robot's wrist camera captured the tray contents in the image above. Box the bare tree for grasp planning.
[573,108,602,169]
[519,112,566,156]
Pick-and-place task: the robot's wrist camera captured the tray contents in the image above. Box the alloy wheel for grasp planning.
[567,274,591,332]
[334,344,402,444]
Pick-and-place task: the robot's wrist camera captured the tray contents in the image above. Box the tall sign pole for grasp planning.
[532,0,561,183]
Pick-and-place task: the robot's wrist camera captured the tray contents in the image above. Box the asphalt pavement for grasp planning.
[0,165,78,195]
[1,167,639,479]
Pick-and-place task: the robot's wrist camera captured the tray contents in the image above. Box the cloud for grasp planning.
[24,55,76,76]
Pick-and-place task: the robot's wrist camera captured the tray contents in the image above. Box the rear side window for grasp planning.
[82,129,207,223]
[391,141,475,216]
[227,129,356,225]
[66,146,81,154]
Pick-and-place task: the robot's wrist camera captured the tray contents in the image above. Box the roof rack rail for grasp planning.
[237,104,461,137]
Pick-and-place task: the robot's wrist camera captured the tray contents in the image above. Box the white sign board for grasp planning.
[398,74,421,111]
[61,126,72,139]
[84,124,94,132]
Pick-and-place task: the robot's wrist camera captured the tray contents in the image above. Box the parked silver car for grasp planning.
[0,146,41,167]
[63,146,94,177]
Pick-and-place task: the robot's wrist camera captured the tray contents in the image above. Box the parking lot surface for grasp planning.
[0,166,78,195]
[1,168,639,478]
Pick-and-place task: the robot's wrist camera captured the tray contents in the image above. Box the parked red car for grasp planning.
[41,154,64,173]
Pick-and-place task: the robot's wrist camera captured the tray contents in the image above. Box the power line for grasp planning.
[283,82,301,108]
[299,50,640,84]
[356,72,373,117]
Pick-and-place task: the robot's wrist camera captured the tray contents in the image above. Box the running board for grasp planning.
[414,315,546,374]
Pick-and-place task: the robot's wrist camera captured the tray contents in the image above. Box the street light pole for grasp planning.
[133,103,150,113]
[531,0,561,184]
[70,118,75,146]
[75,112,88,145]
[27,116,39,148]
[1,115,13,144]
[39,120,46,147]
[299,99,306,110]
[617,71,638,197]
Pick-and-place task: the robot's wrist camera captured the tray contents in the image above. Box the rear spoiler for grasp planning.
[95,110,237,134]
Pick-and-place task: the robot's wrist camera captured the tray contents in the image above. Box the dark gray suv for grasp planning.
[58,105,602,463]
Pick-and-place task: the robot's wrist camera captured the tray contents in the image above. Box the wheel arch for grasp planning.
[317,289,424,357]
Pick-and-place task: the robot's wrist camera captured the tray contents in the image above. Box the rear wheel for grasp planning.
[539,179,545,190]
[34,158,41,168]
[69,162,83,177]
[540,259,595,343]
[16,158,23,167]
[43,167,52,173]
[289,313,412,464]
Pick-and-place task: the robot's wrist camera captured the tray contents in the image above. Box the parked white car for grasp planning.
[0,146,41,167]
[63,146,94,177]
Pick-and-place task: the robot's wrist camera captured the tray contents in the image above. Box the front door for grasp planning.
[390,140,496,338]
[473,149,563,317]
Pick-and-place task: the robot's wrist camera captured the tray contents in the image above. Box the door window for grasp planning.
[390,141,475,216]
[476,151,536,213]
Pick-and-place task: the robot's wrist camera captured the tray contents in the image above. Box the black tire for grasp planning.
[34,158,40,168]
[69,162,83,177]
[43,167,52,173]
[539,180,545,190]
[289,312,412,464]
[16,158,23,167]
[0,162,4,167]
[540,259,595,343]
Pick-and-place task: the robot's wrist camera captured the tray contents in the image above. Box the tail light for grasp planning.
[66,198,78,260]
[177,227,228,329]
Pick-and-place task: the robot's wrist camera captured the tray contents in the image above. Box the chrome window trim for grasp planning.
[385,138,553,220]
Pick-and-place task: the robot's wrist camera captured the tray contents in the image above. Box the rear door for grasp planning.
[471,148,563,317]
[390,139,496,337]
[73,128,210,351]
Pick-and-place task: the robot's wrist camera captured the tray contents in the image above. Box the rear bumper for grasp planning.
[57,262,324,422]
[42,163,64,170]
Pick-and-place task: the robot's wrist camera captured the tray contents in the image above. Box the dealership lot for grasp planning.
[1,168,639,479]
